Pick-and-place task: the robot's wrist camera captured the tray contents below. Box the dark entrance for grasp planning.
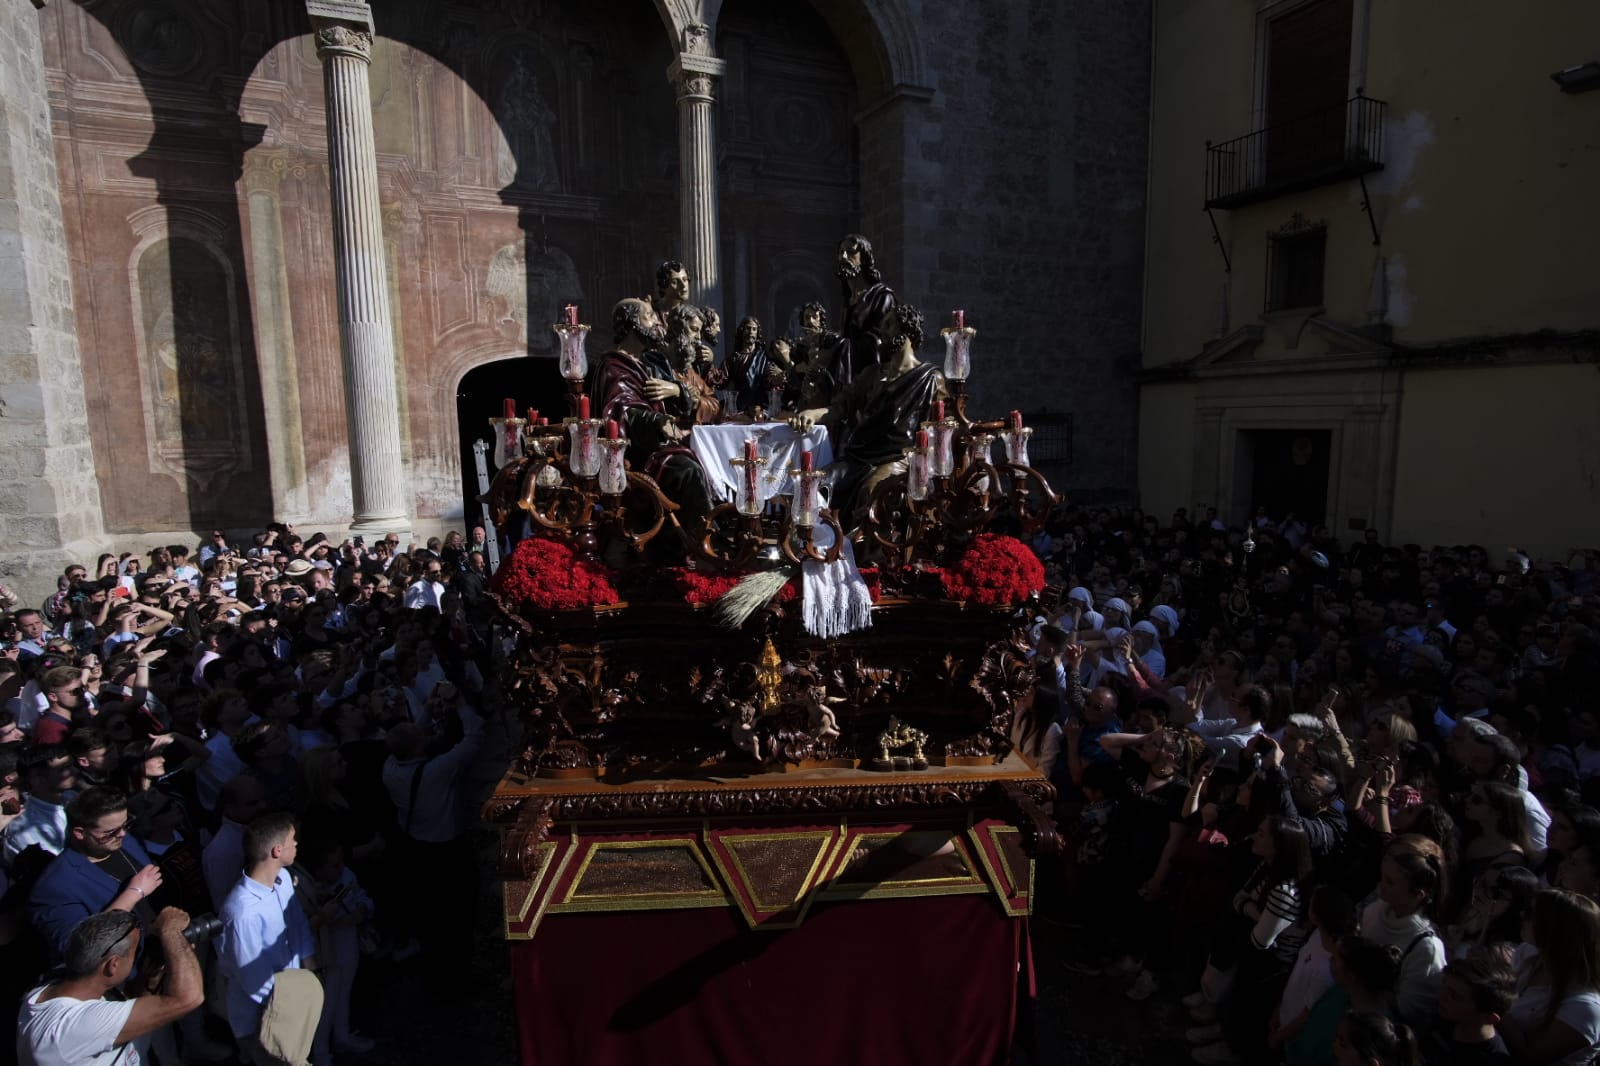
[1243,428,1331,527]
[455,358,570,530]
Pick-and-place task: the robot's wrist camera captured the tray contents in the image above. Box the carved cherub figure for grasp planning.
[717,697,763,761]
[803,684,844,743]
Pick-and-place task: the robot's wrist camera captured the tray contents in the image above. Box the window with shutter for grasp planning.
[1264,0,1354,184]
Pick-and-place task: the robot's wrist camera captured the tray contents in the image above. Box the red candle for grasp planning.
[952,310,965,329]
[562,303,579,326]
[538,417,549,427]
[579,395,591,420]
[1008,409,1022,433]
[744,438,758,461]
[503,398,516,420]
[800,448,814,472]
[605,419,619,440]
[931,400,945,422]
[527,408,538,424]
[916,429,930,448]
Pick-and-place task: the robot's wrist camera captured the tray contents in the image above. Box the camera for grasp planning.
[181,914,224,946]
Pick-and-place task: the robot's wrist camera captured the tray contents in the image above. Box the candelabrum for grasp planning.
[480,306,679,561]
[696,439,844,571]
[864,404,1059,568]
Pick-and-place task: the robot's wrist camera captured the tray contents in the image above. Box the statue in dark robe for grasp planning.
[587,298,715,527]
[830,234,896,387]
[716,316,776,415]
[773,301,839,412]
[793,304,947,529]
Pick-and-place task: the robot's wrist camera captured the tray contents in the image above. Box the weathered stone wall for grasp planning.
[0,0,105,602]
[858,0,1151,500]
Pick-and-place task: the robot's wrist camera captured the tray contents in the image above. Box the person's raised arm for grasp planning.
[117,907,204,1044]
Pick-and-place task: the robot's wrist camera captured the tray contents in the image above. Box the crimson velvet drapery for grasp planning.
[510,895,1029,1066]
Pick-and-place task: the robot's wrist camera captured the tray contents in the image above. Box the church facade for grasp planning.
[0,0,1151,592]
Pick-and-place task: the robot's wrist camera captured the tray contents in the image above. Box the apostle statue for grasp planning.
[587,298,715,527]
[659,303,723,427]
[716,316,777,415]
[792,304,947,529]
[652,259,691,321]
[771,301,838,412]
[831,234,897,386]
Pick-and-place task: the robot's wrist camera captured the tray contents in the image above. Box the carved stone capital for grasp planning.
[312,22,373,62]
[667,52,726,105]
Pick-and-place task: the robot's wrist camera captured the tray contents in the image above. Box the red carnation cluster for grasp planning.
[491,538,620,612]
[667,568,799,606]
[857,566,882,603]
[939,534,1046,606]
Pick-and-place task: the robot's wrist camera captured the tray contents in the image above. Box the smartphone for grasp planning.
[353,535,365,548]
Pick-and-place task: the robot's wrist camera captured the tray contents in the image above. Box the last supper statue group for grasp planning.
[486,235,1060,1065]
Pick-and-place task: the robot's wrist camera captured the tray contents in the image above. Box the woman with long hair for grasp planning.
[1460,781,1533,885]
[1450,864,1540,966]
[1502,889,1600,1064]
[1189,816,1315,1061]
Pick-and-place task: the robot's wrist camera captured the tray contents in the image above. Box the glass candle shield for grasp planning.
[598,438,627,495]
[554,323,591,382]
[791,473,821,527]
[929,421,956,477]
[906,447,932,501]
[568,421,602,478]
[1001,427,1032,468]
[941,326,974,381]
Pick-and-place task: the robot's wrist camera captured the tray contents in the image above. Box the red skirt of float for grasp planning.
[489,762,1047,1066]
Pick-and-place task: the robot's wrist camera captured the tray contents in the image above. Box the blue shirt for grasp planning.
[27,839,154,963]
[216,869,316,1038]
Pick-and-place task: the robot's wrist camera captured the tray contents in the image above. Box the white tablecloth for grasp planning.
[689,423,833,504]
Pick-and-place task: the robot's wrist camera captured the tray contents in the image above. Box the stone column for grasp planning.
[667,30,726,316]
[0,0,108,601]
[307,1,410,538]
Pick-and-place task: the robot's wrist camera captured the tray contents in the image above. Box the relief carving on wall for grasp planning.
[494,54,559,190]
[130,225,250,496]
[118,2,200,79]
[484,242,584,352]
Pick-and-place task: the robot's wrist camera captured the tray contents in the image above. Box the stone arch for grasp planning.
[801,0,933,105]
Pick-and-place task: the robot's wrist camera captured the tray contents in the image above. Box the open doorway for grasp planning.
[1240,428,1331,527]
[455,357,570,528]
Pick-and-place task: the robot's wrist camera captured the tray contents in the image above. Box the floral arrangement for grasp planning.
[939,534,1046,606]
[491,537,621,612]
[667,568,799,606]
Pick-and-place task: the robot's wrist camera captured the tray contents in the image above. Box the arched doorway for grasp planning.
[455,357,571,527]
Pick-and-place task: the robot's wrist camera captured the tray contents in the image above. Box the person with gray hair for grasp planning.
[17,905,203,1066]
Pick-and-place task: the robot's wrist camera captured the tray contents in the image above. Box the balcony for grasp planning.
[1204,95,1387,210]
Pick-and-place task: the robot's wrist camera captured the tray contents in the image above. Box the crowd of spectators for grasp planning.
[1021,506,1600,1066]
[2,524,498,1065]
[6,501,1600,1066]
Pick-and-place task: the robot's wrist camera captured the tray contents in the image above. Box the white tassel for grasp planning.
[712,568,796,629]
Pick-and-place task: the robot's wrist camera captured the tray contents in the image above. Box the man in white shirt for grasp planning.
[217,812,320,1065]
[2,745,78,868]
[18,907,204,1066]
[402,560,446,611]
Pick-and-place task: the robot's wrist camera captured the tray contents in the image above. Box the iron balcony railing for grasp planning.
[1205,94,1386,209]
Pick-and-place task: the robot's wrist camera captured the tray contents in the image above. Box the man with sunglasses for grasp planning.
[28,788,162,963]
[18,905,204,1066]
